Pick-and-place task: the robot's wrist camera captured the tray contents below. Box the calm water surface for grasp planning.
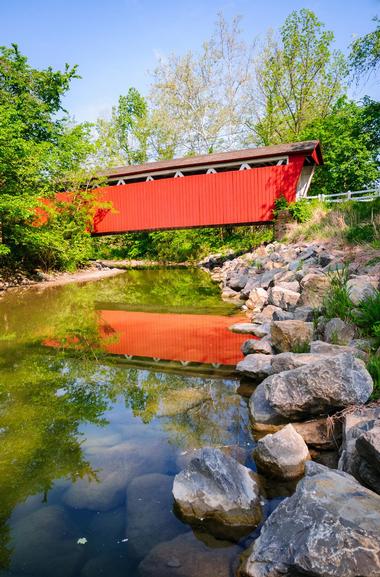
[0,269,283,577]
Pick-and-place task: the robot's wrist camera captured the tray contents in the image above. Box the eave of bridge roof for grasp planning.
[101,140,323,179]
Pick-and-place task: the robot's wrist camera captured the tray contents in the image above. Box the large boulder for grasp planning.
[139,532,242,577]
[347,275,378,305]
[270,351,328,373]
[251,305,283,323]
[268,286,300,311]
[265,353,373,419]
[270,320,313,353]
[253,424,310,479]
[300,273,330,307]
[172,448,262,539]
[236,354,273,380]
[238,462,380,577]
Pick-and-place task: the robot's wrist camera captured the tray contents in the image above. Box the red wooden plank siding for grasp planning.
[93,156,304,234]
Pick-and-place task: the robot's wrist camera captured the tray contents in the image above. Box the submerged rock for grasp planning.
[253,424,310,479]
[126,473,186,560]
[139,532,241,577]
[265,353,373,419]
[239,462,380,577]
[156,387,210,417]
[172,448,262,539]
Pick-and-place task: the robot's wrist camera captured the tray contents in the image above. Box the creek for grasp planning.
[0,268,289,577]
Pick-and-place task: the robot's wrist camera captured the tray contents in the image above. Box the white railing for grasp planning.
[306,188,380,203]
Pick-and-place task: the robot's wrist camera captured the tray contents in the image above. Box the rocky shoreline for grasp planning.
[169,241,380,577]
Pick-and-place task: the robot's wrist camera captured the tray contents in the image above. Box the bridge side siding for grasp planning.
[93,155,304,234]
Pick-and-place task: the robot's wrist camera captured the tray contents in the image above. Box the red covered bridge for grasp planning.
[92,140,322,235]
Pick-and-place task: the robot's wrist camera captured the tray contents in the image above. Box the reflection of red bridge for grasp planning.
[99,310,248,366]
[93,141,322,234]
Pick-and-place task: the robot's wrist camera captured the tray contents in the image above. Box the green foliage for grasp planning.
[253,9,347,145]
[300,97,380,195]
[272,195,289,216]
[0,44,99,271]
[323,266,353,321]
[92,225,274,263]
[352,290,380,349]
[349,17,380,78]
[367,355,380,400]
[346,223,377,244]
[290,341,311,353]
[288,199,316,223]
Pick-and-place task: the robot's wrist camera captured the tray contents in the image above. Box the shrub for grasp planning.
[288,199,315,223]
[346,223,377,244]
[323,266,353,321]
[352,290,380,348]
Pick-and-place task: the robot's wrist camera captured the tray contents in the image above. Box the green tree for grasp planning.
[350,17,380,79]
[95,87,150,166]
[0,44,99,269]
[249,9,347,145]
[300,97,380,194]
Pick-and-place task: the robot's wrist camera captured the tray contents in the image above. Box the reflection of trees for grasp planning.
[0,347,109,569]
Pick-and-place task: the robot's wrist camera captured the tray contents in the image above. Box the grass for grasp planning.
[367,356,380,400]
[323,266,353,321]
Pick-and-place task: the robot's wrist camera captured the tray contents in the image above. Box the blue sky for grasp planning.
[1,0,379,122]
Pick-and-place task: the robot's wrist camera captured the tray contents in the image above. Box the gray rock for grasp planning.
[246,287,268,311]
[260,269,286,289]
[236,354,273,380]
[270,351,328,373]
[10,506,83,577]
[268,285,300,311]
[221,287,241,300]
[254,424,310,479]
[265,353,373,419]
[300,273,330,307]
[228,273,248,290]
[270,320,313,353]
[241,339,273,356]
[62,471,126,511]
[310,339,368,361]
[272,309,294,321]
[240,277,262,299]
[139,532,241,577]
[239,462,380,577]
[324,317,356,345]
[298,247,317,261]
[172,448,262,539]
[347,275,378,305]
[338,408,380,494]
[126,473,185,560]
[356,426,380,473]
[293,305,314,321]
[251,305,283,323]
[229,322,270,336]
[248,383,287,430]
[288,259,301,271]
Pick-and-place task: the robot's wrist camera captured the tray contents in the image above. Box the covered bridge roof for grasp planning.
[102,140,322,180]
